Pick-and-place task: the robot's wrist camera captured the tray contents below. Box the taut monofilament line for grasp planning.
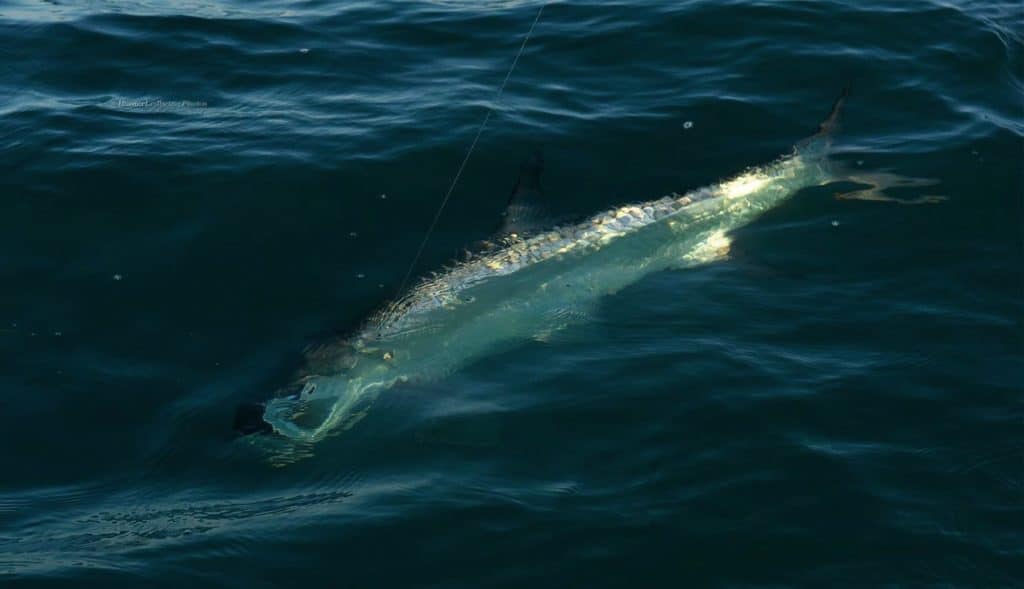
[395,2,549,296]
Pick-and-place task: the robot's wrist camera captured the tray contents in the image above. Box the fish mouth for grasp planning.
[232,379,319,438]
[232,401,273,436]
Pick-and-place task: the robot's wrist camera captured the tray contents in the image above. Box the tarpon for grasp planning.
[234,88,899,442]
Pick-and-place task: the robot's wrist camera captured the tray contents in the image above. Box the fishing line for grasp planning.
[395,2,548,296]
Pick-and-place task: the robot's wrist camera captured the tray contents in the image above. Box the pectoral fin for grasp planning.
[672,230,733,269]
[533,307,595,343]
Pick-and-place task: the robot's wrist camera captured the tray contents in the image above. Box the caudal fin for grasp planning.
[833,169,947,205]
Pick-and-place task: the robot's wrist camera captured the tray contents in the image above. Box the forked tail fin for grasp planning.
[833,170,947,205]
[797,87,946,204]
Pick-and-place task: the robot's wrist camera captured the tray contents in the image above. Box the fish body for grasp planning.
[249,90,851,442]
[262,149,832,441]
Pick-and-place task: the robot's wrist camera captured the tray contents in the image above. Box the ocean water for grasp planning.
[1,0,1022,586]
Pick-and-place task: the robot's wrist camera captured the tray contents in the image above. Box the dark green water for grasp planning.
[1,1,1022,586]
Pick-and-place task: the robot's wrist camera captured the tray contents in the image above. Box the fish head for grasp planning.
[247,348,398,440]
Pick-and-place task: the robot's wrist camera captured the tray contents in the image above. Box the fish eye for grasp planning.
[300,381,317,399]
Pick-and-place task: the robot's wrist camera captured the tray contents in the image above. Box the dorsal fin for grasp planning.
[497,149,547,235]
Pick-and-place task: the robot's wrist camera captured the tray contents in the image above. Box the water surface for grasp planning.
[1,0,1021,586]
